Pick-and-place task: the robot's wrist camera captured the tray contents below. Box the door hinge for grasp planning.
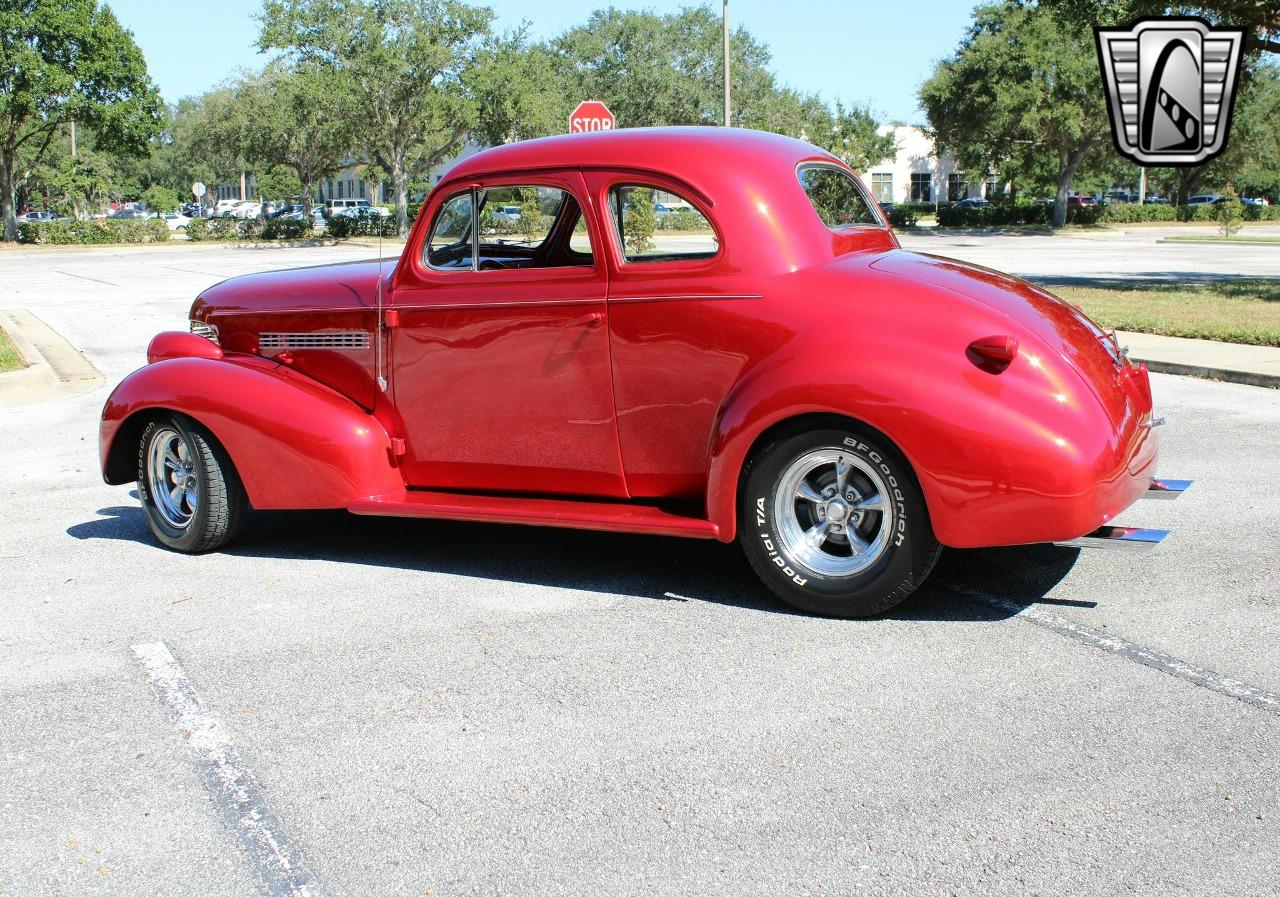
[391,437,407,457]
[384,309,400,329]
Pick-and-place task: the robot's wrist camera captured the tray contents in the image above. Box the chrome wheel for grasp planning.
[772,448,894,578]
[146,426,198,529]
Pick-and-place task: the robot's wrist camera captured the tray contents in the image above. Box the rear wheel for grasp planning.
[740,425,941,617]
[137,415,247,553]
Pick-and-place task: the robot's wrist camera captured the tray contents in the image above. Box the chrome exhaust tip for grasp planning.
[1143,477,1193,500]
[1055,525,1169,551]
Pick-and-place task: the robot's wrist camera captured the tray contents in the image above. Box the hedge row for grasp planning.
[16,219,170,244]
[933,202,1280,227]
[324,215,397,238]
[186,217,315,241]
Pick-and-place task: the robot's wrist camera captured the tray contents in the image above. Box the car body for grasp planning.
[1066,195,1098,208]
[278,207,326,226]
[230,202,262,219]
[100,127,1175,617]
[1186,194,1222,206]
[161,212,191,231]
[214,199,244,216]
[331,205,390,220]
[1240,196,1268,207]
[21,210,57,222]
[109,209,151,220]
[952,197,990,209]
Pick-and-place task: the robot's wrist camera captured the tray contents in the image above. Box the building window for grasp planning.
[910,173,932,203]
[359,180,366,198]
[948,173,968,202]
[869,173,893,203]
[984,176,999,199]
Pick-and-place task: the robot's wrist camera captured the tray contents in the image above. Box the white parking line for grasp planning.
[131,642,326,897]
[948,586,1280,715]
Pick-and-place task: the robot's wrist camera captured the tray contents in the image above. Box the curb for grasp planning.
[1156,238,1280,246]
[1133,356,1279,389]
[0,309,58,393]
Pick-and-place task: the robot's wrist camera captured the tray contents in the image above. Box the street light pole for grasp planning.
[723,0,730,127]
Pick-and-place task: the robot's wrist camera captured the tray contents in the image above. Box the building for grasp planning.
[859,125,995,205]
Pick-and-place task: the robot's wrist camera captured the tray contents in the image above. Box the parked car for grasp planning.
[953,197,990,209]
[161,212,191,232]
[108,209,151,220]
[21,210,57,222]
[1066,195,1098,208]
[214,199,243,217]
[331,206,391,220]
[230,202,262,219]
[1241,196,1269,207]
[278,207,326,226]
[1186,194,1221,205]
[489,204,521,221]
[100,127,1183,619]
[324,198,372,218]
[653,202,677,216]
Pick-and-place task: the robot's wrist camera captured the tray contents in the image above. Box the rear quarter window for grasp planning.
[798,165,882,229]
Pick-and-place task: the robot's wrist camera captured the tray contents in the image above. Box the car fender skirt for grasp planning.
[100,357,402,509]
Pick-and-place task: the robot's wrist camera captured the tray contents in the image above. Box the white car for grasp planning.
[230,202,262,219]
[161,212,191,231]
[214,199,244,216]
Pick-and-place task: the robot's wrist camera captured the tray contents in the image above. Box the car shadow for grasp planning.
[67,505,1084,622]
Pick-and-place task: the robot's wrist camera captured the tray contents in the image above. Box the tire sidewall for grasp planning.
[137,415,217,552]
[742,426,934,617]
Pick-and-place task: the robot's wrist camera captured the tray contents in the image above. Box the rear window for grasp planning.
[798,165,881,229]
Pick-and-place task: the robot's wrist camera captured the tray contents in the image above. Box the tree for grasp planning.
[260,0,493,236]
[142,184,179,213]
[921,1,1111,227]
[237,61,358,217]
[0,0,162,239]
[623,186,655,255]
[1218,182,1243,236]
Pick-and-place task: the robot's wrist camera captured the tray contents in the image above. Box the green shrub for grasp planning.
[655,208,708,231]
[325,213,397,238]
[16,218,169,245]
[885,206,919,228]
[186,216,315,241]
[1242,204,1280,221]
[1097,203,1178,223]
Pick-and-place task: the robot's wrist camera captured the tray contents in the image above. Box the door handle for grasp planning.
[569,311,604,329]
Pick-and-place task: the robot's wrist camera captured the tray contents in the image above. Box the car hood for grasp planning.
[192,259,395,318]
[867,250,1140,423]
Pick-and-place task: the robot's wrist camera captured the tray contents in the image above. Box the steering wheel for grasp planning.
[478,259,509,271]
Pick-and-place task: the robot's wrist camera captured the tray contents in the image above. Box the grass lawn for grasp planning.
[1049,280,1280,347]
[1162,234,1280,244]
[0,326,25,373]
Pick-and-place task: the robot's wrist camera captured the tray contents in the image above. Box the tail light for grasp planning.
[966,335,1019,374]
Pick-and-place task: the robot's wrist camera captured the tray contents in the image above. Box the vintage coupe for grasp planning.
[100,128,1188,617]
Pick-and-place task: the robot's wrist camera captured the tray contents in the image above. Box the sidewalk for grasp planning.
[1119,330,1280,389]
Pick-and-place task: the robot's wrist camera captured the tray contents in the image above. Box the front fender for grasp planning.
[100,356,402,509]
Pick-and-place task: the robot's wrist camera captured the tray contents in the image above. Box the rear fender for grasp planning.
[100,356,402,509]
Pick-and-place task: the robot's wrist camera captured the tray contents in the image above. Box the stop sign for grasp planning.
[569,100,616,133]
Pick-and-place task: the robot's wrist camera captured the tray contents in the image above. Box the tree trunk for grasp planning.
[1052,147,1085,228]
[393,158,409,238]
[0,151,17,242]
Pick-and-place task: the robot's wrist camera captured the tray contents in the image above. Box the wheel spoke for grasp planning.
[796,480,825,504]
[163,451,179,470]
[185,481,198,511]
[176,440,189,462]
[169,484,184,506]
[803,521,830,549]
[853,493,884,512]
[834,457,849,495]
[846,528,871,555]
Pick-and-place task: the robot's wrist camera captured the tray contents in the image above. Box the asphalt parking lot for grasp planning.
[2,239,1278,897]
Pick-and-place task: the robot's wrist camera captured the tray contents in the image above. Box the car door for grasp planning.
[388,170,627,499]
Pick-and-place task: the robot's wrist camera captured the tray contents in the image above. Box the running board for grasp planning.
[1142,477,1193,500]
[1055,525,1169,551]
[348,490,721,540]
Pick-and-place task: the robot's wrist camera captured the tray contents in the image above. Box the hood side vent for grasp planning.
[259,331,370,351]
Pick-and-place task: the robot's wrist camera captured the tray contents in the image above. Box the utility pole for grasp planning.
[1138,166,1147,205]
[723,0,730,127]
[70,120,76,159]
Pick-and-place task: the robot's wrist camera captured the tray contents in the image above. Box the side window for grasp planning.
[426,192,475,270]
[608,184,718,263]
[797,165,881,229]
[425,184,594,272]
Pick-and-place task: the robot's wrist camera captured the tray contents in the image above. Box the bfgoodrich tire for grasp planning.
[137,415,247,553]
[740,425,941,618]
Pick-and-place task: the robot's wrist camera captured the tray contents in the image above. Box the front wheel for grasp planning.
[740,425,941,617]
[137,415,247,553]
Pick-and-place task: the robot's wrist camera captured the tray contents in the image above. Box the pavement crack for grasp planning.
[945,585,1280,716]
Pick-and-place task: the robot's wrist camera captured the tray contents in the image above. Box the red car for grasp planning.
[100,128,1186,617]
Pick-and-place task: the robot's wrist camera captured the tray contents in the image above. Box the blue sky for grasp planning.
[106,0,976,124]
